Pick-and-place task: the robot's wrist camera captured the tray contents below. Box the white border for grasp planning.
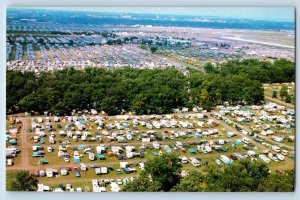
[0,1,298,200]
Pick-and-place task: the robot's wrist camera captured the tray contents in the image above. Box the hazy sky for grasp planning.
[41,7,295,22]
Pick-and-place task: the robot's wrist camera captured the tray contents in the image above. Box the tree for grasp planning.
[204,63,217,73]
[107,40,113,45]
[69,40,74,45]
[123,37,129,43]
[144,153,181,191]
[172,171,206,192]
[272,90,277,98]
[10,171,38,191]
[122,158,294,192]
[280,85,288,100]
[122,154,181,192]
[199,88,210,110]
[257,170,294,192]
[38,38,44,44]
[285,94,292,103]
[205,160,269,192]
[122,178,162,192]
[7,59,290,115]
[150,46,158,53]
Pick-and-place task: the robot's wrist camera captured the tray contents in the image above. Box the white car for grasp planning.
[47,147,54,152]
[281,149,288,156]
[66,184,72,190]
[7,159,13,166]
[276,154,285,161]
[76,187,83,192]
[117,179,122,185]
[215,159,222,166]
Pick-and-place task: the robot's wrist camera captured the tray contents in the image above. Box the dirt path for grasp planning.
[265,96,294,109]
[20,118,30,168]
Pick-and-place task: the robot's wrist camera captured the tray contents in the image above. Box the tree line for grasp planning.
[6,59,294,115]
[203,59,294,83]
[122,154,294,192]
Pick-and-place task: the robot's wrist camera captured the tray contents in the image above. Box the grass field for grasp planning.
[264,83,295,104]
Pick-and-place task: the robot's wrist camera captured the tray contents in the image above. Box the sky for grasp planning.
[39,7,295,22]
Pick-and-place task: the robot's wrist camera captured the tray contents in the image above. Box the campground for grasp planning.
[6,94,295,192]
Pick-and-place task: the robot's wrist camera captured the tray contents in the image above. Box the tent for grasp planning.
[73,157,81,163]
[234,140,242,145]
[78,145,85,150]
[189,148,196,154]
[194,133,202,138]
[253,146,259,150]
[8,139,17,145]
[97,154,105,160]
[39,158,48,164]
[33,151,41,157]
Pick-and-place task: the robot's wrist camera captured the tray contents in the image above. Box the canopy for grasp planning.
[98,154,105,159]
[189,148,196,154]
[73,158,81,163]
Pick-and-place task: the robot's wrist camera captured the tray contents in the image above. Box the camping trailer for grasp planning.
[46,168,53,178]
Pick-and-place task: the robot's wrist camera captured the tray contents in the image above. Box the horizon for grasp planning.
[7,7,295,23]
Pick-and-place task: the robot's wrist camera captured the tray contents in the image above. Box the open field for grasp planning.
[264,83,295,106]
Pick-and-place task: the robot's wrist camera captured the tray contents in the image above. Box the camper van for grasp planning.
[92,179,102,192]
[271,145,281,153]
[95,167,101,175]
[7,159,13,166]
[176,141,183,148]
[179,155,188,164]
[88,152,95,161]
[46,168,53,178]
[189,157,200,167]
[79,163,87,171]
[259,154,271,163]
[220,155,233,165]
[60,167,68,176]
[242,137,251,144]
[152,141,160,149]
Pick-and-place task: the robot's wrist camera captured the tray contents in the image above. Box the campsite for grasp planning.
[6,98,295,192]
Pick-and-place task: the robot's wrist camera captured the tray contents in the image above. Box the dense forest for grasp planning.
[7,59,294,115]
[122,154,295,192]
[203,59,295,83]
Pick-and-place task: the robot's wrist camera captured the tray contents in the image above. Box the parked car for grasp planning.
[73,167,81,177]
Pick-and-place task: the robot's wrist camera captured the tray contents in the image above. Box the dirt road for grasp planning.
[12,118,31,170]
[265,96,294,109]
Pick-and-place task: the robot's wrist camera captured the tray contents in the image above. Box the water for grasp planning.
[7,8,295,31]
